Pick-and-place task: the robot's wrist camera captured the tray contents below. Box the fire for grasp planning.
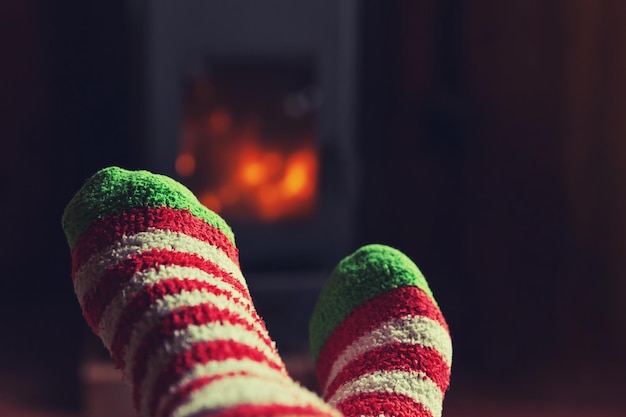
[178,70,319,223]
[199,192,221,213]
[281,150,316,198]
[177,116,318,222]
[229,143,317,221]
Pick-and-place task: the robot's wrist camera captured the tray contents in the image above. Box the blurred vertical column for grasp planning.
[561,0,626,376]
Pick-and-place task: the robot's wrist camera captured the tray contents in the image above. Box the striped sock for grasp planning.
[62,166,342,417]
[309,244,453,417]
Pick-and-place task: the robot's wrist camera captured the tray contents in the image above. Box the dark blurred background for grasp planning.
[1,1,625,416]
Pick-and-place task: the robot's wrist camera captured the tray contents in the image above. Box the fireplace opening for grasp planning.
[130,0,360,275]
[176,59,320,224]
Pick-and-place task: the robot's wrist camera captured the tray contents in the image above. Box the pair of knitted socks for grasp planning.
[62,166,452,417]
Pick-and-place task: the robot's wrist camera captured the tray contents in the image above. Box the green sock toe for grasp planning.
[62,166,235,250]
[309,243,437,361]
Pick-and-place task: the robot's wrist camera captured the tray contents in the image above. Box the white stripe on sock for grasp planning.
[138,322,285,417]
[98,264,254,349]
[74,228,246,303]
[123,289,278,382]
[170,374,340,417]
[328,369,443,417]
[323,315,452,395]
[155,358,292,417]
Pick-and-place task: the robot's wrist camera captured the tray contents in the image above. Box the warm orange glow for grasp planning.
[179,65,319,222]
[237,146,288,189]
[179,142,318,221]
[281,150,316,198]
[262,152,283,178]
[218,185,240,206]
[175,153,196,177]
[257,184,283,221]
[199,192,222,213]
[241,161,266,186]
[208,109,232,134]
[237,143,265,186]
[195,144,318,221]
[179,111,317,221]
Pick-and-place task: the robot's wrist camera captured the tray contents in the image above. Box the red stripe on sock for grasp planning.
[129,303,280,411]
[71,206,238,274]
[109,277,266,368]
[80,249,250,333]
[157,370,298,417]
[324,342,450,400]
[145,340,285,416]
[336,391,434,417]
[157,371,249,417]
[316,286,447,390]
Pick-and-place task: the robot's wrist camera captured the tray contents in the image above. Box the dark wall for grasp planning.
[355,0,626,405]
[0,1,134,410]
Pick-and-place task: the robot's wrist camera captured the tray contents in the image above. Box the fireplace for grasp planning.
[127,0,359,295]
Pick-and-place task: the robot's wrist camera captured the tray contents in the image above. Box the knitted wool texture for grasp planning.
[309,244,453,417]
[62,166,341,417]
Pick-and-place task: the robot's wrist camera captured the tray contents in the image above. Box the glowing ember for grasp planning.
[178,63,318,223]
[175,153,196,177]
[177,120,318,222]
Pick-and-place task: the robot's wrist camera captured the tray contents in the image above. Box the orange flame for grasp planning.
[228,143,317,221]
[179,114,317,222]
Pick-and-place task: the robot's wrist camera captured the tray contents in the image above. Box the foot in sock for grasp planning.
[309,244,452,417]
[62,166,342,417]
